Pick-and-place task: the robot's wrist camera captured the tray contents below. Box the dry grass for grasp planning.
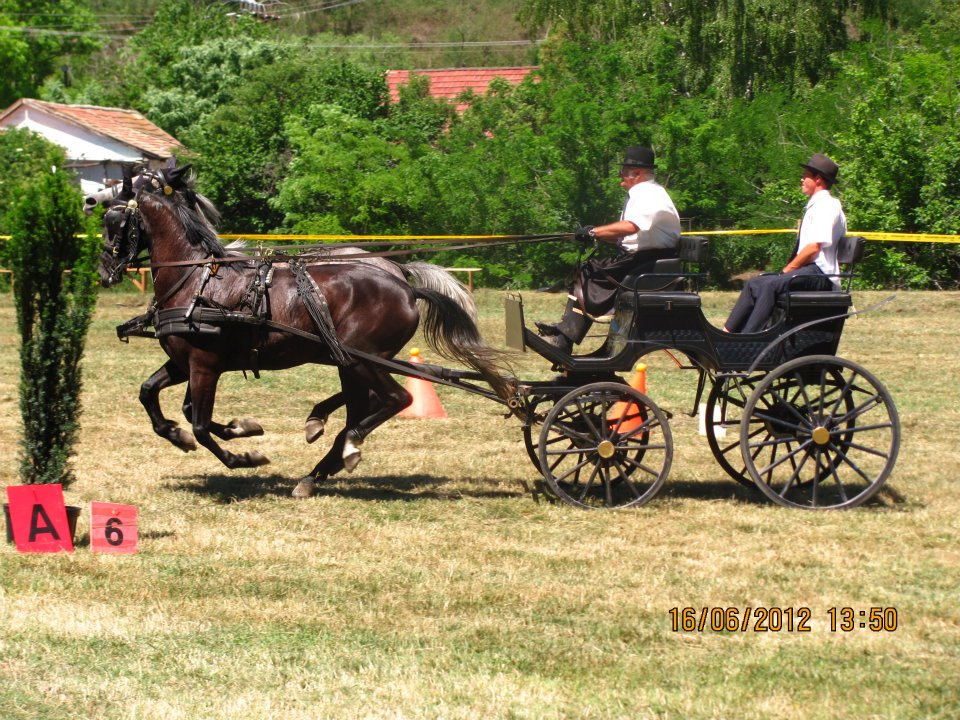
[1,288,959,719]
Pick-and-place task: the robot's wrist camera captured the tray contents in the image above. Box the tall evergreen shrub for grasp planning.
[3,169,100,485]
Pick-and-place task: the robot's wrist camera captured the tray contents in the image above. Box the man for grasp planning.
[538,145,682,352]
[724,153,845,334]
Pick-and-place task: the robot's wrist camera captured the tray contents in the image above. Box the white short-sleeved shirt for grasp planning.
[798,189,846,285]
[619,179,682,252]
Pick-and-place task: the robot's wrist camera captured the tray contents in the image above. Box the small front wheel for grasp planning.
[740,356,900,509]
[537,382,673,509]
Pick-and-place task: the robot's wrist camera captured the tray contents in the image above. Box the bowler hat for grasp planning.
[800,153,839,186]
[622,145,656,168]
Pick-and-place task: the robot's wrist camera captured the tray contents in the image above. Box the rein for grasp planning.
[135,233,570,270]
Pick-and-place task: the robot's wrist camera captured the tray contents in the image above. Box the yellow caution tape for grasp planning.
[684,229,960,244]
[2,230,957,243]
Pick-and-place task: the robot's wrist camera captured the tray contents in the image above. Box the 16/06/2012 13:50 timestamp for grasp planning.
[668,607,899,633]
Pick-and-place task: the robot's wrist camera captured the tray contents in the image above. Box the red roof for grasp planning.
[386,67,537,112]
[0,99,182,158]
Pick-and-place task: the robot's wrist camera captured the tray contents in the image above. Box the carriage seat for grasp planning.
[774,235,864,308]
[621,235,710,292]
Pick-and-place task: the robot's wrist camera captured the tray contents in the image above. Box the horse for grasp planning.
[96,164,512,498]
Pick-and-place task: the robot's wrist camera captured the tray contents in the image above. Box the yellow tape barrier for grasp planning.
[1,230,958,243]
[688,229,960,244]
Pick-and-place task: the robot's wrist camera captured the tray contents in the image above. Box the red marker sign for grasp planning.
[5,484,74,553]
[90,502,138,554]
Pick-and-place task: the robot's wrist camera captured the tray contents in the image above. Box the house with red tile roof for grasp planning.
[386,66,537,112]
[0,98,183,193]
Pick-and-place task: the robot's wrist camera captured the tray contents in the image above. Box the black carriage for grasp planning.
[500,234,900,511]
[96,166,898,510]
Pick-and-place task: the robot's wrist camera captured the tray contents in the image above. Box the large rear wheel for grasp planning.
[740,356,900,509]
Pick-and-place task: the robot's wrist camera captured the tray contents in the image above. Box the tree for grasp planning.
[0,128,66,233]
[0,0,101,106]
[187,52,389,232]
[3,167,100,485]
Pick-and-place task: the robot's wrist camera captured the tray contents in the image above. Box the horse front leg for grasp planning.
[182,385,265,441]
[305,392,345,444]
[140,361,197,452]
[188,365,270,469]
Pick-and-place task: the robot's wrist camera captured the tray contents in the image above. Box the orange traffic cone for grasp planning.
[609,362,647,432]
[399,348,448,419]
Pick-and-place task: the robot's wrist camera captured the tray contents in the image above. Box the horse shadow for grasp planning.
[169,473,522,504]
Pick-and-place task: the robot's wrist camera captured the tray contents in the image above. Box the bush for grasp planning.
[3,169,100,485]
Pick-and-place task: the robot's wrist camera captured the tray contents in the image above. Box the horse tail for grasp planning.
[412,287,514,401]
[401,261,477,322]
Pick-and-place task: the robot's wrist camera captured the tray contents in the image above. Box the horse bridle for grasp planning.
[102,169,180,284]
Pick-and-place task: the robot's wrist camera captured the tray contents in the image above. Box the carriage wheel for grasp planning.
[522,395,551,474]
[740,356,900,510]
[537,382,672,509]
[705,373,766,487]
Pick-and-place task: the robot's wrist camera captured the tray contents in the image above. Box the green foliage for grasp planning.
[46,0,960,288]
[141,38,288,137]
[0,129,66,234]
[4,170,99,485]
[0,0,101,106]
[187,52,389,232]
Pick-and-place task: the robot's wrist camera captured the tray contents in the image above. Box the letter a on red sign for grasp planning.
[90,502,138,554]
[5,484,74,553]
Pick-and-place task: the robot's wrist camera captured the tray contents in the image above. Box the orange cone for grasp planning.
[609,363,647,432]
[399,348,448,419]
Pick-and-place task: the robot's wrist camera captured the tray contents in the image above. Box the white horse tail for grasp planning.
[401,261,478,322]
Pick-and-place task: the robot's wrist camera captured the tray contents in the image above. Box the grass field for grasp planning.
[1,288,959,719]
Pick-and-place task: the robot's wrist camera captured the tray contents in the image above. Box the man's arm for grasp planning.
[589,220,640,245]
[783,242,820,273]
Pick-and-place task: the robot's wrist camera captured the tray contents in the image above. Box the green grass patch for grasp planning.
[2,289,959,718]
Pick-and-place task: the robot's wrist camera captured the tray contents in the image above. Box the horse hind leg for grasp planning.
[182,385,265,441]
[292,366,411,499]
[141,361,197,452]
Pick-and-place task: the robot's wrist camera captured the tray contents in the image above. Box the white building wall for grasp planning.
[5,106,145,163]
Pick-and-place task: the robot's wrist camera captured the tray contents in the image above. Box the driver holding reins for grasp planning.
[537,145,682,353]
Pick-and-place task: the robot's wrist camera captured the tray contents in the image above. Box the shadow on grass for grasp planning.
[169,473,521,504]
[661,478,914,509]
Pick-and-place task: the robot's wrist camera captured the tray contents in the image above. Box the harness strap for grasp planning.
[288,257,350,366]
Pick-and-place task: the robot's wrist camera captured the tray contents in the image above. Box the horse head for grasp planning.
[96,163,223,287]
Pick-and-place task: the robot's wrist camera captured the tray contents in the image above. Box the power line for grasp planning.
[0,25,124,40]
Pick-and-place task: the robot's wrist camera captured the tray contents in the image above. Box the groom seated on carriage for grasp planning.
[537,145,682,354]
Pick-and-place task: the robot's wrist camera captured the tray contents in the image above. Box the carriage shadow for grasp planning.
[170,473,521,504]
[661,478,913,509]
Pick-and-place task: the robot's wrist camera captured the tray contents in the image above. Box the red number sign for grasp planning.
[90,502,138,554]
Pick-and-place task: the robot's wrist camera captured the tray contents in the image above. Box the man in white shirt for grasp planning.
[538,145,681,352]
[724,153,845,334]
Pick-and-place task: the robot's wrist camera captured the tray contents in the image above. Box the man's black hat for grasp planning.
[621,145,656,168]
[801,153,839,186]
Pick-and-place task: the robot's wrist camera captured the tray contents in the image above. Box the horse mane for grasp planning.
[152,168,228,258]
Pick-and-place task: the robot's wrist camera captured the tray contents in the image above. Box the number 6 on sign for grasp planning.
[90,502,138,554]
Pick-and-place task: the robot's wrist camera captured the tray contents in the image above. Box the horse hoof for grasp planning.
[291,477,316,499]
[245,451,271,467]
[229,417,264,437]
[305,416,327,444]
[342,436,363,473]
[172,428,197,452]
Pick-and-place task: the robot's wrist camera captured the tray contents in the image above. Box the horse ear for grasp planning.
[121,165,133,198]
[168,164,193,189]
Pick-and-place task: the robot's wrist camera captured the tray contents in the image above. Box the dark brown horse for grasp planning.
[96,165,511,497]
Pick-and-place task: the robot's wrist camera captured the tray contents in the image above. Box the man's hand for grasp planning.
[574,225,595,244]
